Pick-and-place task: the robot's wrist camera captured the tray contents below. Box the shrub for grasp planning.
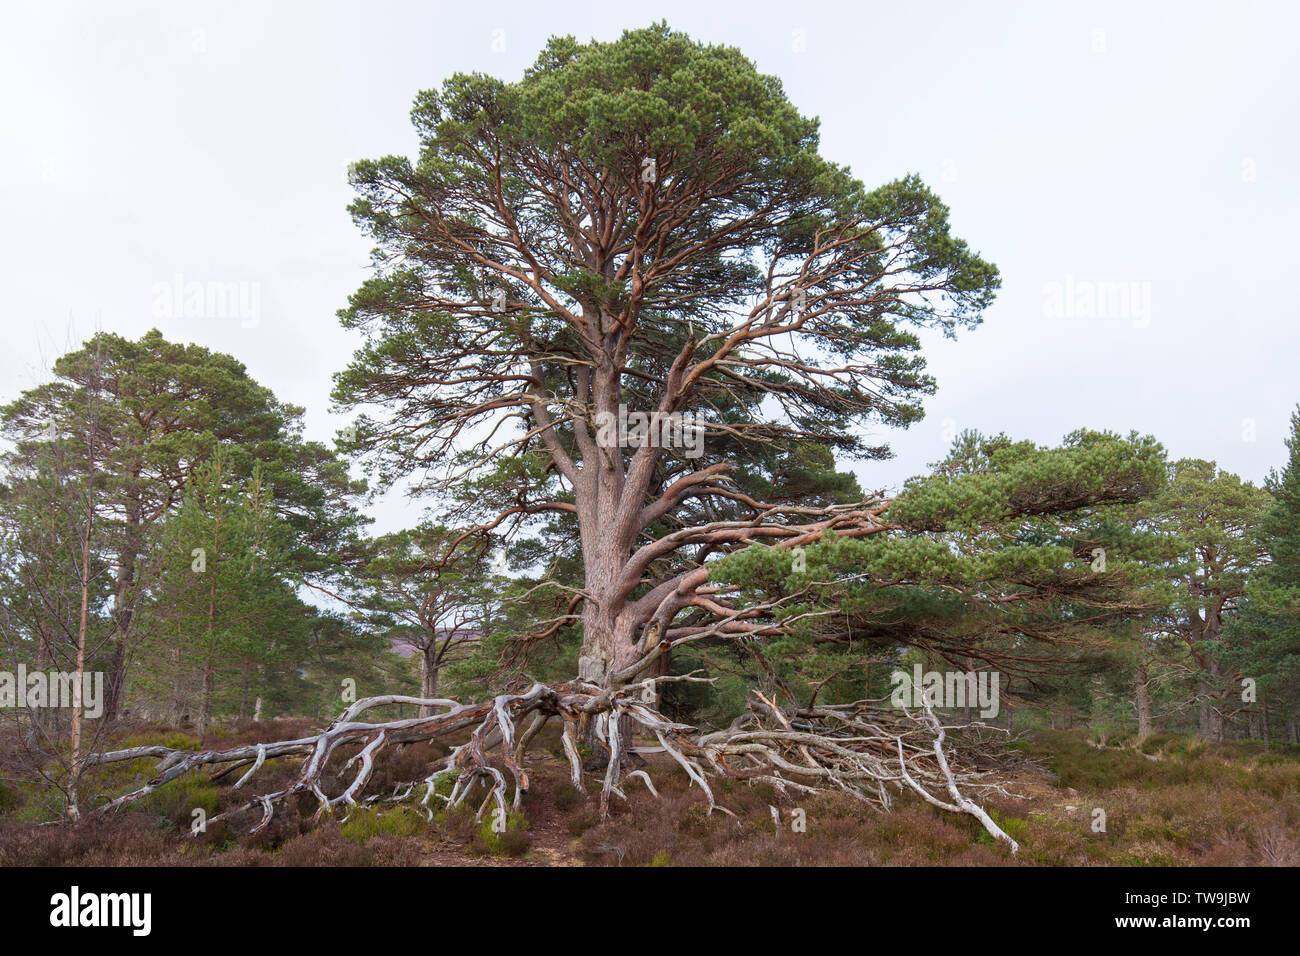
[567,811,598,837]
[973,811,1029,846]
[140,776,220,830]
[552,782,584,812]
[340,805,428,844]
[0,781,21,814]
[471,809,531,857]
[1139,733,1174,755]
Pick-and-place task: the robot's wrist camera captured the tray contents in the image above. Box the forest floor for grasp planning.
[2,720,1297,866]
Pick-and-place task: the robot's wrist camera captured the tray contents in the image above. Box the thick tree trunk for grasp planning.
[577,607,642,685]
[574,353,657,690]
[576,609,615,686]
[1189,602,1228,743]
[1198,656,1225,743]
[577,606,647,767]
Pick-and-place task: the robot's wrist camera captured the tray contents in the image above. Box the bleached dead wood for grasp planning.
[86,678,1020,849]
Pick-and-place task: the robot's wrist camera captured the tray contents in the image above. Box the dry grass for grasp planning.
[1,722,1296,866]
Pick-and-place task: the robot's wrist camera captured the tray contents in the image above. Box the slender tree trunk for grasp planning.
[650,647,669,711]
[419,645,441,718]
[1199,657,1225,743]
[1197,679,1209,738]
[24,626,53,748]
[961,656,972,724]
[1135,663,1153,741]
[170,646,186,725]
[198,665,214,737]
[66,375,103,823]
[66,500,93,822]
[199,563,217,737]
[104,486,142,722]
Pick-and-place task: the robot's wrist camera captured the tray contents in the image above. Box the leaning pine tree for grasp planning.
[88,26,1151,848]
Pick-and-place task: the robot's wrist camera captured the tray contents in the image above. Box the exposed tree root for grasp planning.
[85,680,1021,851]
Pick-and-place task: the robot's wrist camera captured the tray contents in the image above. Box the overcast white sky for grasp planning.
[2,0,1296,531]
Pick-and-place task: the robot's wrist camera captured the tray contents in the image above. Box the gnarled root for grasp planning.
[86,680,1020,851]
